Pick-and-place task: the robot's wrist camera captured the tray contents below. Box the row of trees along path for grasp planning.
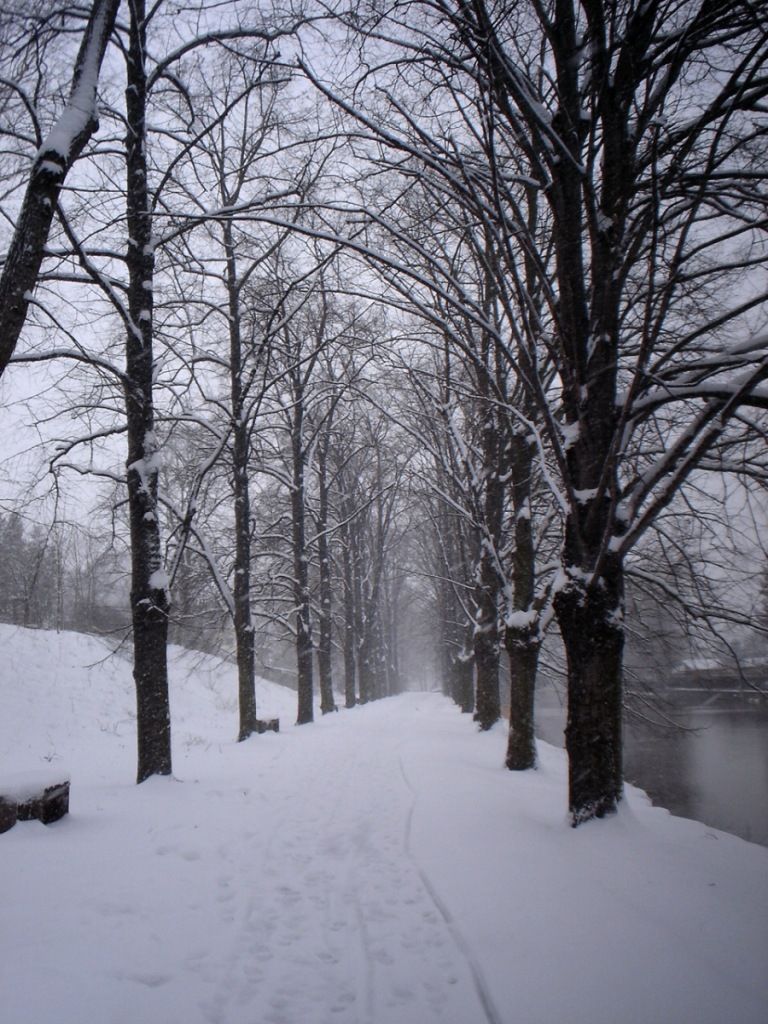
[1,0,766,825]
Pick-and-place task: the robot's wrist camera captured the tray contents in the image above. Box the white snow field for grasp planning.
[1,624,766,1024]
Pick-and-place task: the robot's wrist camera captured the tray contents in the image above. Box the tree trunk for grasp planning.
[555,559,624,824]
[383,573,398,696]
[473,614,500,730]
[505,428,539,770]
[292,402,314,725]
[546,0,624,824]
[316,443,336,714]
[359,579,386,702]
[473,525,501,729]
[358,598,375,704]
[0,0,120,377]
[125,0,171,783]
[233,419,258,740]
[505,629,539,770]
[352,521,368,703]
[438,510,474,711]
[339,511,357,708]
[471,384,505,730]
[454,649,475,714]
[224,222,258,741]
[372,611,387,699]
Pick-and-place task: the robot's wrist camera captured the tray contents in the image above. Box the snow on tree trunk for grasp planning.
[339,507,357,708]
[124,0,170,783]
[292,397,314,725]
[505,631,539,771]
[352,518,366,703]
[224,223,258,741]
[556,560,624,824]
[359,553,388,702]
[316,443,336,715]
[441,514,475,713]
[357,605,375,705]
[473,607,500,731]
[233,419,258,741]
[0,0,120,377]
[505,429,540,770]
[471,368,505,731]
[453,649,475,716]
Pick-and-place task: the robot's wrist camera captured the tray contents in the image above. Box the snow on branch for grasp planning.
[39,0,119,165]
[0,0,121,377]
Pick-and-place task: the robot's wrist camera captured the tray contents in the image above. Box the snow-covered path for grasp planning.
[186,703,500,1024]
[1,626,767,1024]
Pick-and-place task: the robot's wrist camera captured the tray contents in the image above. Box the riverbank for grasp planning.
[535,693,768,847]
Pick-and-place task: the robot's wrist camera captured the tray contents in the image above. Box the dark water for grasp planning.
[535,700,768,847]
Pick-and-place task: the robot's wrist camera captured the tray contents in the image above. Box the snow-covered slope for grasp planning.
[0,625,296,782]
[1,624,766,1024]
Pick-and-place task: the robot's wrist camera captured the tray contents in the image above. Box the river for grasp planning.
[535,699,768,847]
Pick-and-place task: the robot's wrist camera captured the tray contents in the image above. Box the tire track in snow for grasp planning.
[397,752,505,1024]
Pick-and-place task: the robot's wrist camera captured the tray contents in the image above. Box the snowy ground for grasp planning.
[1,625,766,1024]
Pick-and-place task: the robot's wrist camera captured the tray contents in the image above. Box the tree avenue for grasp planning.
[301,0,768,822]
[1,0,766,824]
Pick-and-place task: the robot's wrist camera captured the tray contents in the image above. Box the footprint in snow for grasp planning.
[115,970,172,988]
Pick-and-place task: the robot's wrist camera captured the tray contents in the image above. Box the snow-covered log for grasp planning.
[0,770,71,830]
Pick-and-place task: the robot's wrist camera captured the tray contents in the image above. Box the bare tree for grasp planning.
[0,0,120,376]
[302,0,768,823]
[5,0,312,780]
[160,55,308,740]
